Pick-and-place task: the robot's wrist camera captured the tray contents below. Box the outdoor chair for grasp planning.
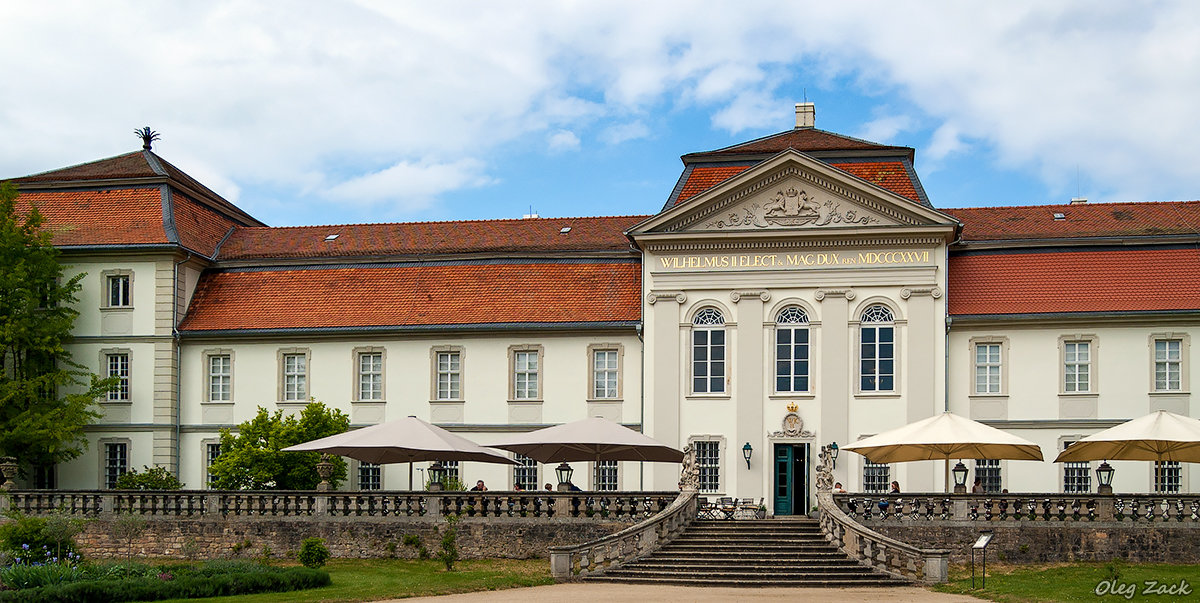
[696,496,718,519]
[717,496,737,519]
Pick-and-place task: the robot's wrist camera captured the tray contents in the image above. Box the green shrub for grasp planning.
[402,534,421,547]
[0,564,330,602]
[0,558,86,589]
[113,466,183,490]
[298,538,330,569]
[0,512,53,555]
[438,515,460,571]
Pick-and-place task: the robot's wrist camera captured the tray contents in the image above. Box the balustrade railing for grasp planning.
[0,489,676,522]
[817,491,949,583]
[834,493,1200,524]
[549,490,695,578]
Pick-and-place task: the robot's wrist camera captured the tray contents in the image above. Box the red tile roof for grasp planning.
[218,216,646,260]
[685,128,913,158]
[947,201,1200,242]
[17,188,168,246]
[671,161,922,207]
[179,262,641,331]
[948,248,1200,316]
[173,194,238,258]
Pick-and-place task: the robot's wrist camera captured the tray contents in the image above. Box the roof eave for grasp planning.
[179,320,642,338]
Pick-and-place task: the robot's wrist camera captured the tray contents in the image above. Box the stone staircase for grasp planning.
[584,518,910,587]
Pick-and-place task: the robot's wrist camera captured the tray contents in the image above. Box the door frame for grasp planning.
[768,437,815,517]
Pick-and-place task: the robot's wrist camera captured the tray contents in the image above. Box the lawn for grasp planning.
[932,561,1200,602]
[157,558,553,603]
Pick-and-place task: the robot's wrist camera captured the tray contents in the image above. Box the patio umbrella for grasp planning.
[841,412,1043,492]
[282,415,516,488]
[1053,410,1200,463]
[490,417,684,487]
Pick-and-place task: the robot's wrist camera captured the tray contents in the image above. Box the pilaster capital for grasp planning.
[647,291,687,305]
[815,288,855,302]
[730,290,771,303]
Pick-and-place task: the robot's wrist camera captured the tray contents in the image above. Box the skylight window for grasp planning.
[1052,213,1066,221]
[324,234,339,241]
[560,227,571,234]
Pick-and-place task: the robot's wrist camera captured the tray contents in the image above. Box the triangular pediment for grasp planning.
[630,150,958,236]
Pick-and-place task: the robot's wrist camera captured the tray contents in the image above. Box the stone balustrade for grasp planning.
[834,492,1200,524]
[817,491,949,583]
[549,489,695,578]
[1,489,678,523]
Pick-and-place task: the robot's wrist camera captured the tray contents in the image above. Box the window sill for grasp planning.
[1150,390,1190,396]
[769,393,815,400]
[854,392,901,399]
[100,400,132,405]
[586,398,623,404]
[1057,392,1097,397]
[99,306,134,312]
[686,394,731,400]
[429,399,464,404]
[969,394,1009,399]
[353,399,387,405]
[507,399,543,404]
[201,400,234,405]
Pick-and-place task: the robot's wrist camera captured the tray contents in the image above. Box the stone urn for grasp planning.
[315,454,334,491]
[0,457,17,490]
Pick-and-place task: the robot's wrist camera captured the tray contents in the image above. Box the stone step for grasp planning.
[623,561,869,572]
[660,544,840,553]
[670,535,827,543]
[644,552,851,561]
[603,567,890,578]
[584,575,910,587]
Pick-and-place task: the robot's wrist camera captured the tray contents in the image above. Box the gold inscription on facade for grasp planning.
[657,250,931,270]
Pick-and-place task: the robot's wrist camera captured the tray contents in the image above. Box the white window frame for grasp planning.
[100,349,131,403]
[690,308,727,395]
[509,345,543,401]
[689,436,724,494]
[204,440,222,488]
[1154,460,1182,493]
[100,269,133,309]
[206,352,232,403]
[100,439,130,489]
[278,348,310,402]
[1060,335,1097,394]
[430,346,464,401]
[594,460,619,491]
[357,461,382,491]
[354,347,385,402]
[1061,439,1091,493]
[588,344,623,400]
[862,459,891,493]
[974,459,1002,493]
[774,306,811,394]
[858,304,896,393]
[513,454,538,491]
[970,337,1006,396]
[1150,334,1189,393]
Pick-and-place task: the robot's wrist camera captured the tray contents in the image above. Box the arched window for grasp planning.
[775,307,810,393]
[692,308,726,394]
[860,305,895,392]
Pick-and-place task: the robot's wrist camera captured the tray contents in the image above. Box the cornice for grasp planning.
[640,233,946,253]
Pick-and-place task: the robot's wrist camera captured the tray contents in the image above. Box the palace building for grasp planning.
[9,104,1199,513]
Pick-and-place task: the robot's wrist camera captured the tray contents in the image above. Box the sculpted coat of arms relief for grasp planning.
[702,187,880,230]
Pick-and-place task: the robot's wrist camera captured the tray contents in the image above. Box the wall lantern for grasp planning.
[952,461,969,493]
[1096,461,1115,495]
[742,442,753,469]
[829,442,839,469]
[555,462,574,490]
[428,461,447,491]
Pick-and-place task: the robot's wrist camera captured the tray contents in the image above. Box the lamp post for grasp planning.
[555,462,574,491]
[952,461,969,494]
[1096,461,1115,495]
[742,442,753,469]
[428,461,447,491]
[829,442,839,469]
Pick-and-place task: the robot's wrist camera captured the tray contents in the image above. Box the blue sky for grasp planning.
[3,2,1199,226]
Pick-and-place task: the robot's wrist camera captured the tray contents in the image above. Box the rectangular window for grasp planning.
[359,462,382,490]
[863,461,890,493]
[1064,341,1091,393]
[514,351,539,399]
[107,274,130,307]
[1155,339,1182,391]
[775,326,810,392]
[104,442,128,489]
[436,351,461,400]
[358,352,383,401]
[208,355,231,402]
[592,350,619,399]
[33,465,55,489]
[974,343,1002,394]
[695,440,720,493]
[283,353,307,401]
[206,443,222,488]
[443,460,459,481]
[106,353,130,401]
[974,459,1002,493]
[860,326,895,392]
[1155,461,1182,493]
[1062,441,1091,493]
[513,454,538,491]
[595,460,618,491]
[692,329,726,394]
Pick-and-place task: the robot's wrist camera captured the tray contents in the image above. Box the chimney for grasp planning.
[795,102,816,129]
[1070,197,1088,205]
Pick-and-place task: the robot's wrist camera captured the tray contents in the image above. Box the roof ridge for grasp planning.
[241,214,652,230]
[692,127,910,156]
[15,150,146,179]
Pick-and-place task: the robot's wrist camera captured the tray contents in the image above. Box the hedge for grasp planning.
[0,565,331,603]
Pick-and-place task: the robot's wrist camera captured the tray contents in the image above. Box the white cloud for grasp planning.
[601,121,650,145]
[856,115,915,144]
[546,129,581,152]
[324,158,494,211]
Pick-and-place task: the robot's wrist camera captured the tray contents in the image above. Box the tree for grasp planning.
[0,181,114,473]
[208,401,350,490]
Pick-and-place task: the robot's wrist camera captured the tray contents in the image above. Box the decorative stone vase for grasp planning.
[0,457,17,490]
[315,454,334,492]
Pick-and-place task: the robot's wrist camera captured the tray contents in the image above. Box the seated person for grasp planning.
[544,483,554,491]
[470,480,487,492]
[567,482,582,492]
[832,482,846,493]
[513,483,524,491]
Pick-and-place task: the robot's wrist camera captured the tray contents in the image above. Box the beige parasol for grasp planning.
[1053,410,1200,463]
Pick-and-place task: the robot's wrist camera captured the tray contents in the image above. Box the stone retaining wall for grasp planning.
[64,517,630,561]
[872,523,1200,564]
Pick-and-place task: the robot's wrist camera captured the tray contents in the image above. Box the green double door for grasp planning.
[773,443,811,516]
